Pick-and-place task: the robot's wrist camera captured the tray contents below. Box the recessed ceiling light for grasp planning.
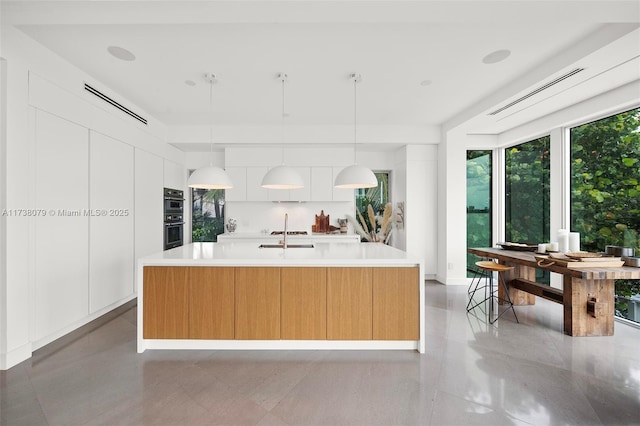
[185,80,196,86]
[420,80,433,87]
[107,46,136,61]
[482,49,511,64]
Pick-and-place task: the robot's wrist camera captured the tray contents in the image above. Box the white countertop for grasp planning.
[217,232,360,240]
[139,242,421,267]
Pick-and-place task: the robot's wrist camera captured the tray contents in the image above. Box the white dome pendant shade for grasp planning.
[334,73,376,189]
[187,73,233,190]
[188,166,233,189]
[334,164,377,188]
[261,165,304,189]
[261,73,304,190]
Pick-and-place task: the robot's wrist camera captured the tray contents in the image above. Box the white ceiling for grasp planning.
[2,1,639,150]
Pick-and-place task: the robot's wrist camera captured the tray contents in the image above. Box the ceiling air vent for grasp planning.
[84,83,148,125]
[488,68,585,116]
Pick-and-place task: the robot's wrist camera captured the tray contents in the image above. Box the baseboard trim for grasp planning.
[0,342,33,370]
[32,296,137,363]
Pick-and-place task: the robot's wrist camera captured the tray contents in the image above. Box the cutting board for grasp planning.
[535,254,625,269]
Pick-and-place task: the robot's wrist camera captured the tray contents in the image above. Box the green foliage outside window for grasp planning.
[192,188,225,242]
[355,172,390,232]
[570,107,640,321]
[505,136,551,244]
[467,151,492,276]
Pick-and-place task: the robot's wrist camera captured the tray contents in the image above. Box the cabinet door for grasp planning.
[89,131,134,313]
[311,167,333,201]
[235,267,281,339]
[246,167,269,201]
[281,267,327,340]
[327,267,372,340]
[225,167,247,201]
[189,267,235,339]
[332,167,355,202]
[288,167,311,202]
[34,110,89,341]
[143,266,189,339]
[373,267,419,340]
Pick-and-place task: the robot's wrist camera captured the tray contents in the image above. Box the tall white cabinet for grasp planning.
[89,131,134,313]
[134,149,163,275]
[34,110,89,340]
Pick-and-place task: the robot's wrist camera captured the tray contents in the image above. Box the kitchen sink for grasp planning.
[258,244,315,249]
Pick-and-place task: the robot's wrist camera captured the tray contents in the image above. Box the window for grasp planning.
[505,136,551,284]
[570,107,640,324]
[467,150,492,276]
[354,172,391,242]
[191,188,225,242]
[505,136,551,244]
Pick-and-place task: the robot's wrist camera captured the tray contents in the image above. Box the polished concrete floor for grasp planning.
[2,282,639,425]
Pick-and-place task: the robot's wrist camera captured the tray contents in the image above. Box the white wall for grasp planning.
[0,25,185,369]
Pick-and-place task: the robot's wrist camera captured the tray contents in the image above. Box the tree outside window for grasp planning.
[192,188,225,242]
[570,107,640,323]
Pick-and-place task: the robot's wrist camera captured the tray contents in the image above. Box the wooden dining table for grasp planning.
[468,247,640,336]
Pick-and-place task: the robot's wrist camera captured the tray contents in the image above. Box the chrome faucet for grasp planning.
[283,213,288,249]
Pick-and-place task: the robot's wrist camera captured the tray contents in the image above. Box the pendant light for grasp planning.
[334,73,377,189]
[261,73,304,190]
[187,73,233,189]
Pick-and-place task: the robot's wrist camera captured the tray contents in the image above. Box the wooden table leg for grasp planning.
[499,263,536,305]
[563,276,614,336]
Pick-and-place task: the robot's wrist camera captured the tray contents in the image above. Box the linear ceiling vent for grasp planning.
[84,83,148,125]
[488,68,585,116]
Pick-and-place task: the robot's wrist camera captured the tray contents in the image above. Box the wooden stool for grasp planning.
[467,260,519,324]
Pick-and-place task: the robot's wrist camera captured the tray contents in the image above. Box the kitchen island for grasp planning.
[137,242,425,353]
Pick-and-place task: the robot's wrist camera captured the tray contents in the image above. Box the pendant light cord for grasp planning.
[209,79,214,167]
[353,76,357,165]
[281,76,285,165]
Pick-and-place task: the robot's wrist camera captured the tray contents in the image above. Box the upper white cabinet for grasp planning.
[224,167,247,201]
[89,131,134,314]
[223,166,354,202]
[34,110,89,341]
[310,167,333,201]
[164,160,185,191]
[332,167,356,202]
[246,167,269,201]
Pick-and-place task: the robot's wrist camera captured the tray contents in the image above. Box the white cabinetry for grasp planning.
[89,132,135,313]
[246,167,269,201]
[34,110,89,341]
[135,149,163,282]
[332,167,355,201]
[164,160,185,190]
[224,167,247,201]
[310,167,333,201]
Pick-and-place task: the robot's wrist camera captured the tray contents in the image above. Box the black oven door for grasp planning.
[164,222,184,250]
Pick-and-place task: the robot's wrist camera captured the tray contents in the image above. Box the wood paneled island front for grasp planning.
[137,242,425,353]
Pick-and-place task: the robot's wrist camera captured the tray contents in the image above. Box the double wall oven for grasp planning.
[164,188,184,250]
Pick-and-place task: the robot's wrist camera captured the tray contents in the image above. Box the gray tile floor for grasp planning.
[2,282,639,425]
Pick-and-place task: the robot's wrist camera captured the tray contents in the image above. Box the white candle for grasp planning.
[537,243,547,253]
[569,232,580,252]
[547,242,559,252]
[558,229,569,253]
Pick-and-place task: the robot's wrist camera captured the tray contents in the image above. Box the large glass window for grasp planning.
[192,188,225,242]
[467,150,492,276]
[505,136,551,243]
[505,136,551,284]
[570,107,640,323]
